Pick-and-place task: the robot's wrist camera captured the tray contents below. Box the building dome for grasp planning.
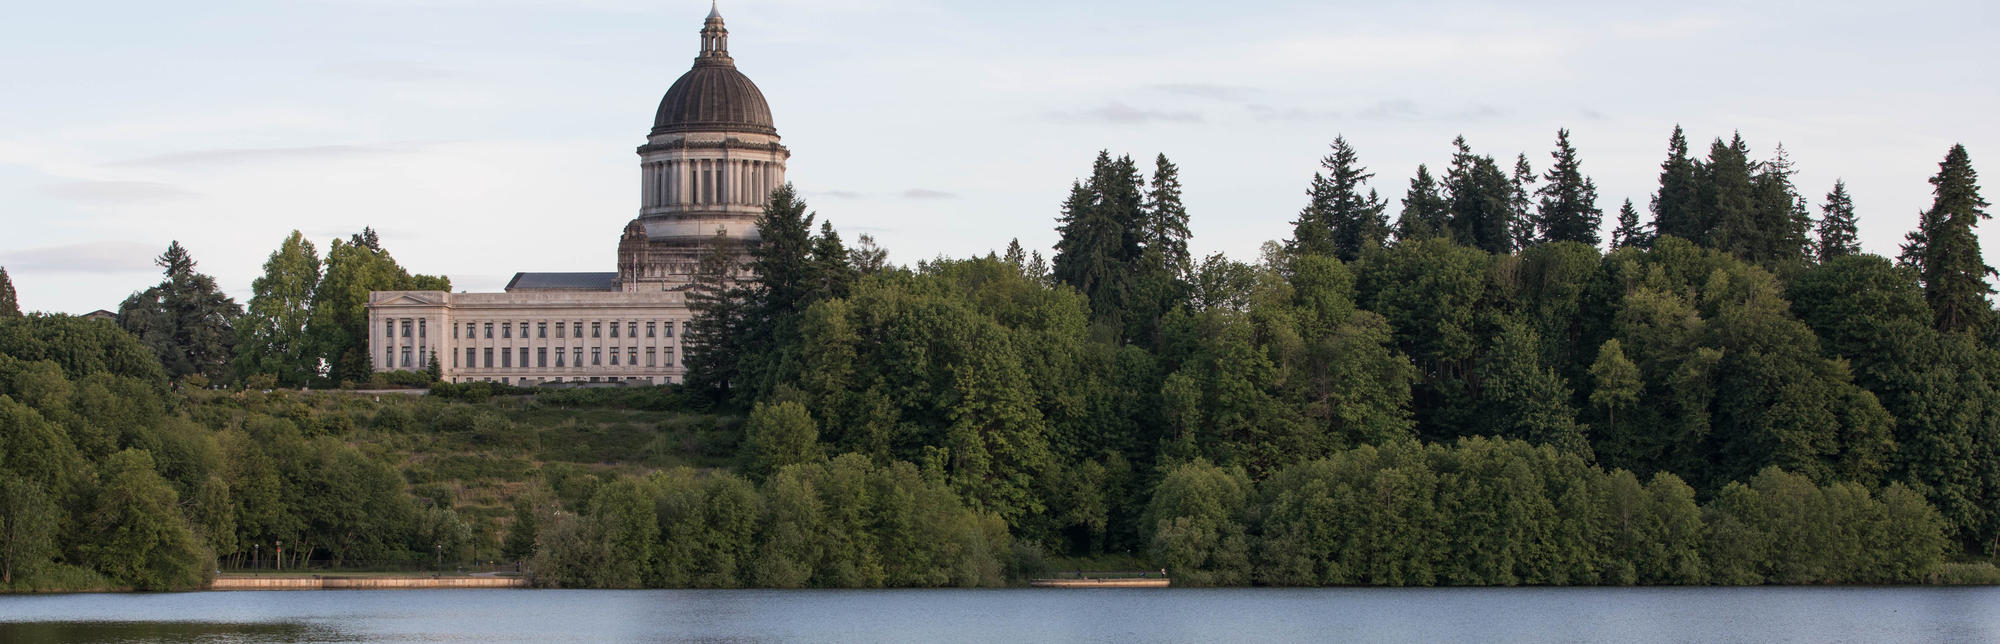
[651,63,775,136]
[650,4,776,137]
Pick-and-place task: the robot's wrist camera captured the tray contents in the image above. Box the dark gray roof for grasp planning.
[504,272,618,292]
[653,63,775,136]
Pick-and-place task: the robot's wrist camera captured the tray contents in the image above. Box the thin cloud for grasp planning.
[113,145,404,168]
[812,189,867,199]
[1247,104,1342,122]
[0,241,165,274]
[1150,83,1259,102]
[37,180,198,204]
[903,189,956,200]
[1047,102,1203,125]
[1354,100,1506,122]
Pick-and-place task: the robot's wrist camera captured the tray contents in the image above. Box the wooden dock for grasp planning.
[1029,577,1170,588]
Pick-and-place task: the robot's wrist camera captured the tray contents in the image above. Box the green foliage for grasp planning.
[0,475,58,586]
[82,449,210,590]
[1143,460,1252,586]
[0,267,18,317]
[1903,145,1993,334]
[1289,136,1389,262]
[234,231,322,387]
[1443,136,1520,254]
[1817,181,1861,262]
[1534,129,1603,246]
[117,241,243,384]
[741,401,823,480]
[1611,199,1650,249]
[307,228,447,385]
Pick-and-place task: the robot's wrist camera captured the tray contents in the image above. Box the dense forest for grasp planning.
[3,127,2000,590]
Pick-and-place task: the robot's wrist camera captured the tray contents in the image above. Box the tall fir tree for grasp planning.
[1817,180,1861,262]
[1510,153,1539,250]
[1442,136,1518,254]
[1703,134,1761,259]
[1143,154,1193,277]
[1053,151,1147,334]
[1396,164,1450,243]
[117,241,243,384]
[1751,143,1813,264]
[1903,145,1993,334]
[1535,128,1604,246]
[0,266,18,317]
[1610,199,1650,249]
[1287,136,1387,262]
[1651,125,1703,243]
[234,231,322,386]
[684,230,747,403]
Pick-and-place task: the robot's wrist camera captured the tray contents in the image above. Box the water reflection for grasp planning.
[0,620,340,644]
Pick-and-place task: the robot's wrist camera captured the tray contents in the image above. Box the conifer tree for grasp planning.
[118,241,243,384]
[1510,153,1538,250]
[1144,154,1193,277]
[1443,136,1517,254]
[0,266,17,317]
[1396,164,1450,243]
[1053,151,1146,332]
[685,230,746,402]
[1535,129,1604,246]
[1611,199,1650,249]
[1751,143,1813,264]
[1904,144,1993,334]
[1003,238,1027,271]
[1288,136,1387,262]
[808,220,856,302]
[1651,125,1703,243]
[1817,180,1861,262]
[1704,134,1762,259]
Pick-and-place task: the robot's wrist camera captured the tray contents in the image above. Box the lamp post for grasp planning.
[435,542,442,573]
[253,543,259,571]
[276,540,283,572]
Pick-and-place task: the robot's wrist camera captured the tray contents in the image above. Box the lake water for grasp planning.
[2,586,1997,643]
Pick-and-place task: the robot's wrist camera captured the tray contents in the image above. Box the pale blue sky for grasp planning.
[3,0,1995,313]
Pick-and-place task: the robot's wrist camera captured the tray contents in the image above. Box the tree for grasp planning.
[1052,152,1146,334]
[306,229,448,384]
[1143,153,1194,276]
[684,230,747,402]
[82,449,208,590]
[1903,145,1993,334]
[0,475,57,585]
[1651,125,1703,243]
[234,231,321,386]
[1611,199,1650,249]
[1443,136,1517,254]
[0,267,18,317]
[1396,164,1450,243]
[1288,137,1388,262]
[1816,180,1861,262]
[1535,129,1604,246]
[1510,153,1538,250]
[1143,460,1252,586]
[117,241,243,384]
[1588,339,1641,428]
[1474,319,1590,457]
[742,401,824,480]
[848,234,890,274]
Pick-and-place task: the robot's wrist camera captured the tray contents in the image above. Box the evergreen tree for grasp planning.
[1003,238,1027,270]
[1651,125,1703,243]
[1535,129,1604,246]
[1510,153,1538,250]
[1611,199,1650,249]
[1443,136,1517,254]
[807,220,856,302]
[234,231,322,386]
[1816,180,1860,262]
[1052,151,1147,335]
[684,230,746,403]
[1288,137,1388,262]
[1396,164,1450,242]
[1144,154,1193,276]
[118,241,243,384]
[0,266,17,317]
[1704,134,1767,261]
[848,234,889,274]
[1905,144,1994,334]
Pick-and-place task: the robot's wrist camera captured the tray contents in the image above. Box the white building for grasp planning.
[368,5,784,385]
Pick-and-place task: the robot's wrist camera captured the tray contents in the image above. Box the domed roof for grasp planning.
[650,5,776,137]
[652,62,775,136]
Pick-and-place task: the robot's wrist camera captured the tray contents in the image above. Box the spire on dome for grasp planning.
[698,2,730,64]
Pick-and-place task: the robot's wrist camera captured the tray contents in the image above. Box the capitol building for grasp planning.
[366,5,782,385]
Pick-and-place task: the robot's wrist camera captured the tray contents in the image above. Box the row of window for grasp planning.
[388,319,428,339]
[456,320,689,340]
[451,346,678,370]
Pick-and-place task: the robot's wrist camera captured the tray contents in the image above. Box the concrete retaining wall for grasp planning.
[210,576,527,590]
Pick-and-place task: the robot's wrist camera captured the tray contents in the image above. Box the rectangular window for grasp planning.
[419,319,427,338]
[417,347,426,368]
[592,322,601,338]
[573,348,582,367]
[453,350,460,368]
[386,347,394,367]
[483,348,494,368]
[538,322,547,339]
[609,349,619,366]
[592,348,602,366]
[538,348,548,368]
[668,348,677,366]
[401,347,412,368]
[484,323,494,339]
[628,322,637,338]
[502,349,512,368]
[646,348,656,367]
[647,322,656,338]
[682,321,691,336]
[610,322,619,339]
[400,320,410,338]
[519,322,529,338]
[503,323,512,339]
[628,348,637,366]
[572,322,582,338]
[465,347,475,368]
[664,320,675,337]
[453,323,459,339]
[466,322,475,338]
[386,320,395,338]
[556,349,567,368]
[519,348,528,369]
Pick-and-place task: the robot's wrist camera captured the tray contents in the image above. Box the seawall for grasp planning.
[209,576,527,590]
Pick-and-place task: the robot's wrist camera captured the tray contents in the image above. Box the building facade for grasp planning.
[368,5,782,385]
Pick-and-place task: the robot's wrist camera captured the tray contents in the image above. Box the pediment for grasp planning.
[373,293,442,307]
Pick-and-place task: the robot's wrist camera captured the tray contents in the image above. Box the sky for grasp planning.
[2,0,1996,314]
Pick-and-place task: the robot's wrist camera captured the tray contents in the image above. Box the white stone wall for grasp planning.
[368,290,694,386]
